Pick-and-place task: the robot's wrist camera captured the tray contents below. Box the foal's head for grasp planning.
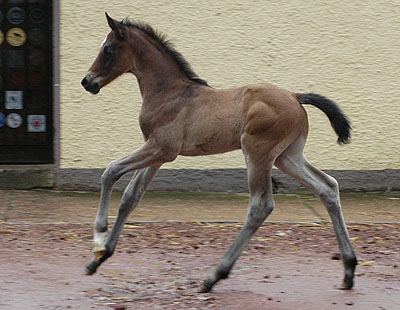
[82,13,208,94]
[81,13,134,94]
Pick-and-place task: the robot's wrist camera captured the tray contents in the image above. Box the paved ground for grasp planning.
[0,190,399,309]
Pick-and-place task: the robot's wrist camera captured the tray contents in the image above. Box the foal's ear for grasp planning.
[105,12,126,39]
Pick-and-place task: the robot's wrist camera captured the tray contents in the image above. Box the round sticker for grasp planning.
[30,8,46,24]
[6,113,23,128]
[29,28,44,45]
[0,30,3,45]
[0,112,5,128]
[7,7,25,25]
[6,28,26,47]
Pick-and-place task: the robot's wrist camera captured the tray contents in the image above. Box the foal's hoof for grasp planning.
[198,280,213,293]
[85,249,113,276]
[338,275,354,290]
[85,261,99,275]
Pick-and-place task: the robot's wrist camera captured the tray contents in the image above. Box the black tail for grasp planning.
[297,93,351,144]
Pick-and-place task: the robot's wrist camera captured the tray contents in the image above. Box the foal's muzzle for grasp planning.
[81,75,101,94]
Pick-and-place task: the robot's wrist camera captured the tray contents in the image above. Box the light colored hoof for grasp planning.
[92,243,107,254]
[94,249,107,262]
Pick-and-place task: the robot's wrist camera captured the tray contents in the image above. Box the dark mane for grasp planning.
[121,18,209,86]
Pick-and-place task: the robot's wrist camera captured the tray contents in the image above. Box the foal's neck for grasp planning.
[131,32,190,101]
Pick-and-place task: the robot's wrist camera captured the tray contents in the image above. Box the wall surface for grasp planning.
[60,0,400,171]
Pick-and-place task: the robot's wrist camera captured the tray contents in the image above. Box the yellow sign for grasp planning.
[0,30,4,45]
[6,28,26,47]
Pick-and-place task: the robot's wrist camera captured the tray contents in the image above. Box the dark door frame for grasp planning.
[0,0,60,189]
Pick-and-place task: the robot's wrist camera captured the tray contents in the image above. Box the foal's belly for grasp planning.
[179,128,242,156]
[180,142,240,156]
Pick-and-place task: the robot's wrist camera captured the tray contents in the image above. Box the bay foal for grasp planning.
[81,13,357,292]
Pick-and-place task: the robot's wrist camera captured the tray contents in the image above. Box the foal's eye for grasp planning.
[103,45,114,56]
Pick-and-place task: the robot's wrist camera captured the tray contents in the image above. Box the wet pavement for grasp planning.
[1,190,399,309]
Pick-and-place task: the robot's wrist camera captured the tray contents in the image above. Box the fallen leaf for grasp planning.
[359,260,374,266]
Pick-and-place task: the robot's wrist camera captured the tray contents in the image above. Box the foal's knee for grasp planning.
[101,161,120,185]
[318,175,340,209]
[326,175,339,194]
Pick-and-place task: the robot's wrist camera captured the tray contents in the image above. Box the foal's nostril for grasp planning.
[81,75,101,94]
[81,77,88,88]
[91,82,100,94]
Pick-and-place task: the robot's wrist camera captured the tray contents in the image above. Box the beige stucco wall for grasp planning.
[60,0,400,170]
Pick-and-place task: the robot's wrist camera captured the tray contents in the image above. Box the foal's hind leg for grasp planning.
[86,165,160,275]
[200,156,275,292]
[275,138,357,289]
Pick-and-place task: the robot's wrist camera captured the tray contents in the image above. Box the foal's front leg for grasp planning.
[86,165,160,275]
[85,140,173,275]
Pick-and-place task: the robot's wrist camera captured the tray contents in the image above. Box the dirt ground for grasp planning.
[0,190,399,310]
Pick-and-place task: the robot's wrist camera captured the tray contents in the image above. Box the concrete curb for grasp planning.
[0,166,399,192]
[58,168,400,192]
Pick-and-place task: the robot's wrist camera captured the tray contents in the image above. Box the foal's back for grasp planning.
[177,82,307,157]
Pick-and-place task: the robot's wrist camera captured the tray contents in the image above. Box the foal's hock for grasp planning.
[81,13,357,292]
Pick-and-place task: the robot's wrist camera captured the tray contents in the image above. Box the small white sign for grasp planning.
[5,90,23,109]
[6,113,23,128]
[28,115,46,132]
